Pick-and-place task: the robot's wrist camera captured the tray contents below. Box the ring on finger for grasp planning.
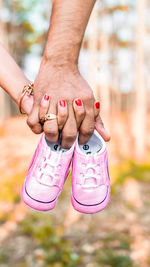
[45,113,57,121]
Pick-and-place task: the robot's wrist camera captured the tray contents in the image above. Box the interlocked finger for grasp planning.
[39,94,50,124]
[43,100,58,143]
[61,101,78,149]
[73,98,85,129]
[79,107,95,145]
[57,100,68,130]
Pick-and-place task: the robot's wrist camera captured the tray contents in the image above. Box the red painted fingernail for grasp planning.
[44,94,49,101]
[59,100,66,107]
[95,101,100,109]
[75,99,82,106]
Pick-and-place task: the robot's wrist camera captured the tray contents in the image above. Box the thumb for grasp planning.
[27,102,43,134]
[22,95,34,115]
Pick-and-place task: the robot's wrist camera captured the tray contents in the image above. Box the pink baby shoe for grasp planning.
[21,134,75,211]
[71,130,110,214]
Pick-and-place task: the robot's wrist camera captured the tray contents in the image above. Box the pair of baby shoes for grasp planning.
[21,130,110,214]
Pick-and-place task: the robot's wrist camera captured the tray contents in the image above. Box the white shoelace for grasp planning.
[80,154,102,189]
[37,150,62,186]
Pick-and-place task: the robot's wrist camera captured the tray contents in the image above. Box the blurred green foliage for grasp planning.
[2,0,51,65]
[110,161,150,194]
[103,232,131,251]
[18,213,81,267]
[0,172,25,203]
[96,249,134,267]
[95,231,134,267]
[0,250,9,264]
[0,211,135,267]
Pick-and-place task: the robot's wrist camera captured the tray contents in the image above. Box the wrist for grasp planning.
[16,79,31,106]
[43,40,81,68]
[18,81,34,114]
[41,53,79,73]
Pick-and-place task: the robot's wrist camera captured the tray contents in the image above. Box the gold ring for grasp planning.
[45,113,57,121]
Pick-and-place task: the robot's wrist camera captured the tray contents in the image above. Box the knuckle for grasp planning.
[46,134,58,143]
[63,132,77,143]
[40,116,45,123]
[34,128,42,135]
[27,118,35,128]
[26,120,42,135]
[85,91,94,101]
[48,129,58,138]
[89,129,94,136]
[59,112,68,120]
[76,109,85,117]
[80,127,94,137]
[61,143,72,149]
[44,125,58,137]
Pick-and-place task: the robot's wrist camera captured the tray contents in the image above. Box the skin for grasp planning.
[27,0,110,148]
[0,43,101,133]
[0,43,32,114]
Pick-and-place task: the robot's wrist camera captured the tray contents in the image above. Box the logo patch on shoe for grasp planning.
[54,144,59,151]
[83,145,89,150]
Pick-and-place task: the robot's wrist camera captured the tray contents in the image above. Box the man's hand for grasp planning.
[27,0,110,147]
[27,60,110,148]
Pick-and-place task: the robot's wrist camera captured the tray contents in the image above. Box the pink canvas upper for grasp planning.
[24,134,74,203]
[72,131,110,207]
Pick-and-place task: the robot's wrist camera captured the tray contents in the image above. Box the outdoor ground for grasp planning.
[0,116,150,267]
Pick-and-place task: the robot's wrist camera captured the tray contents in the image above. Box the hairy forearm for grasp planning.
[44,0,96,65]
[0,43,29,104]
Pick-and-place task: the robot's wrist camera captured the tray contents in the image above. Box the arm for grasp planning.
[0,43,33,115]
[44,0,96,65]
[28,0,110,148]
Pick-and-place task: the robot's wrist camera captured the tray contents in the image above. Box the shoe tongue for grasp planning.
[51,144,67,153]
[45,138,68,153]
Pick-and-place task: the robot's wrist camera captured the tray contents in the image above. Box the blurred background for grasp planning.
[0,0,150,266]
